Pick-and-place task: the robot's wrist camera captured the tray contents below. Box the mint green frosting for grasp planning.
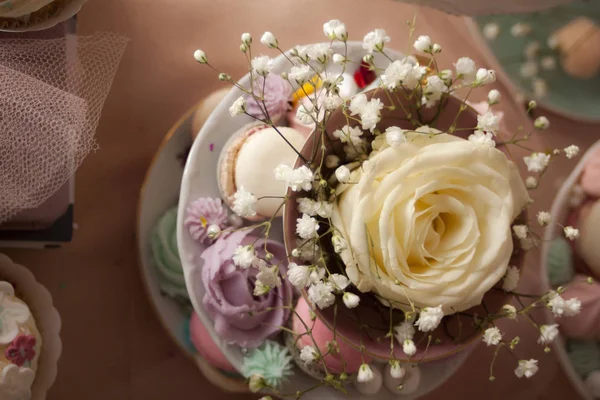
[566,339,600,379]
[150,207,189,300]
[242,340,293,389]
[547,237,575,287]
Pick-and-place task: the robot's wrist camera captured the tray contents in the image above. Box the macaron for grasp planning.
[553,17,600,79]
[292,297,371,374]
[581,146,600,197]
[244,74,292,124]
[191,87,231,139]
[577,200,600,279]
[217,123,307,220]
[189,312,237,373]
[547,236,575,286]
[560,275,600,340]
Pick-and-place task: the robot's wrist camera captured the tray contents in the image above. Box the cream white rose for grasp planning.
[331,131,529,314]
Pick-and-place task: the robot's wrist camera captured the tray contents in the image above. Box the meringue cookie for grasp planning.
[561,275,600,340]
[217,123,306,220]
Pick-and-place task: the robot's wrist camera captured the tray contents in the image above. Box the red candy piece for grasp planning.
[354,61,377,89]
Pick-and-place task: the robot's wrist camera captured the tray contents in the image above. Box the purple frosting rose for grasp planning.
[244,74,292,121]
[200,229,292,348]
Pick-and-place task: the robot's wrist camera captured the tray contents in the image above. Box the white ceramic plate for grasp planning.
[136,105,249,393]
[0,253,62,400]
[178,42,473,399]
[540,140,600,400]
[0,0,88,32]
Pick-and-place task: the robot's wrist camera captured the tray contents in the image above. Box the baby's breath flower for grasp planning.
[333,125,363,145]
[335,165,351,183]
[564,145,580,159]
[483,327,503,346]
[532,78,548,98]
[432,43,442,54]
[564,298,582,316]
[526,176,538,189]
[232,186,257,217]
[502,304,518,320]
[296,214,319,239]
[413,35,432,53]
[332,53,345,64]
[324,93,344,110]
[329,273,350,292]
[475,68,496,85]
[541,56,556,70]
[286,263,311,288]
[363,29,390,53]
[390,362,405,379]
[548,295,566,316]
[511,23,532,37]
[385,126,407,148]
[260,31,277,48]
[547,35,558,49]
[524,41,541,59]
[422,75,448,107]
[455,57,476,81]
[241,32,252,45]
[524,152,550,172]
[308,43,332,63]
[537,324,559,345]
[415,305,443,332]
[233,245,256,269]
[325,154,340,169]
[307,280,335,309]
[564,226,579,241]
[295,103,315,125]
[381,59,426,89]
[440,69,453,84]
[488,89,501,105]
[537,211,552,226]
[299,345,317,364]
[253,279,270,296]
[483,23,500,40]
[332,234,347,253]
[403,339,417,356]
[477,111,500,134]
[512,225,528,239]
[229,96,246,117]
[357,364,375,383]
[323,19,347,40]
[297,197,316,216]
[284,166,314,192]
[468,130,495,148]
[394,320,415,343]
[503,266,520,291]
[248,374,266,393]
[349,93,368,115]
[256,264,281,288]
[515,359,538,378]
[193,49,208,64]
[288,65,312,84]
[359,98,384,132]
[251,55,273,76]
[343,292,360,308]
[534,116,550,130]
[520,61,538,78]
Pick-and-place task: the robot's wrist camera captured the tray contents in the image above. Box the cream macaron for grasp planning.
[217,123,307,220]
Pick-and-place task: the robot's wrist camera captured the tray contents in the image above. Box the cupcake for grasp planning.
[0,0,73,30]
[150,207,189,304]
[217,123,306,220]
[0,254,61,400]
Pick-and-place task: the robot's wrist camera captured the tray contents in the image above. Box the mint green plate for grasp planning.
[474,1,600,122]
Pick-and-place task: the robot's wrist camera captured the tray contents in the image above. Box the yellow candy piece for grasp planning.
[291,75,322,107]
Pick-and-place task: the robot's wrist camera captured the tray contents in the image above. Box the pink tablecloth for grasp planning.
[4,0,598,399]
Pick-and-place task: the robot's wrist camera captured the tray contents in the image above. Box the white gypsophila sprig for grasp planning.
[526,176,538,189]
[323,19,347,41]
[564,226,579,241]
[286,263,311,288]
[357,364,374,383]
[468,130,496,148]
[193,49,208,64]
[513,225,528,239]
[503,266,520,291]
[394,320,415,343]
[534,116,550,130]
[488,89,501,105]
[477,111,500,134]
[331,234,347,253]
[520,61,539,78]
[483,327,503,346]
[515,359,538,378]
[390,362,405,379]
[251,55,273,76]
[413,35,432,53]
[308,43,332,64]
[422,75,448,107]
[564,298,582,316]
[332,53,345,64]
[335,165,351,183]
[256,264,281,288]
[296,213,319,239]
[229,96,247,117]
[415,305,443,332]
[307,280,335,309]
[537,211,551,226]
[295,103,315,125]
[474,68,496,85]
[483,23,500,40]
[288,65,313,84]
[524,152,550,173]
[300,345,317,364]
[324,93,344,110]
[329,273,350,292]
[403,339,417,356]
[381,58,426,90]
[275,164,314,192]
[537,324,559,345]
[297,198,317,216]
[241,33,252,46]
[503,304,518,320]
[511,23,532,37]
[233,245,256,269]
[454,57,476,82]
[343,292,360,308]
[333,125,363,145]
[363,29,390,53]
[564,145,580,159]
[232,186,257,217]
[260,32,278,48]
[385,126,407,148]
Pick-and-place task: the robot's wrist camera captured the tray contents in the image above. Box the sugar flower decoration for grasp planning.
[242,341,294,389]
[0,283,30,345]
[185,197,229,244]
[5,334,36,367]
[244,75,292,120]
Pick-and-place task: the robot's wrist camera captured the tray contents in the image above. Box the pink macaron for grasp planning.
[292,297,372,374]
[581,146,600,197]
[189,312,237,373]
[560,275,600,341]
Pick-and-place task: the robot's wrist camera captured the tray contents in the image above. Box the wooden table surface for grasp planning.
[4,0,599,399]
